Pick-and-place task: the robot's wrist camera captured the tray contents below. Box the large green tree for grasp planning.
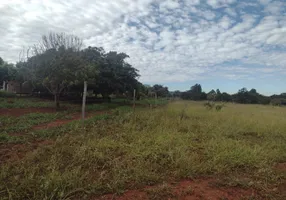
[25,32,95,109]
[82,47,139,100]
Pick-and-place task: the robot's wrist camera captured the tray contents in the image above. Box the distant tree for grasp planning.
[221,92,232,102]
[207,89,216,101]
[0,57,4,65]
[190,83,202,100]
[151,84,169,97]
[173,90,181,98]
[249,88,257,94]
[200,92,207,100]
[215,89,222,101]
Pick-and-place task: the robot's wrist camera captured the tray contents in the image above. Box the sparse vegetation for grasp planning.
[0,101,285,199]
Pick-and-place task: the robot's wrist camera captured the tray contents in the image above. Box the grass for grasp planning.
[0,101,285,199]
[0,97,55,108]
[0,112,72,137]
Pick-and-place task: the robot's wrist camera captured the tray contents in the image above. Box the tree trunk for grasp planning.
[102,93,111,102]
[54,93,60,110]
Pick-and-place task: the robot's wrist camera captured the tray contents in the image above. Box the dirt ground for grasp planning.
[92,178,259,200]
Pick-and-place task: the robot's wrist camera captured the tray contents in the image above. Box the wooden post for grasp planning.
[82,81,87,127]
[155,92,157,107]
[133,89,136,111]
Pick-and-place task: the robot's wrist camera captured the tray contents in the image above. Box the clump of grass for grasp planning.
[0,101,286,199]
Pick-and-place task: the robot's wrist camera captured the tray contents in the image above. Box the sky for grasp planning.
[1,0,286,95]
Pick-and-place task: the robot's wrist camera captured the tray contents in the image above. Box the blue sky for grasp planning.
[1,0,286,95]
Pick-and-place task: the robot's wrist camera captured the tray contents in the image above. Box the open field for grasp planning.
[0,99,286,199]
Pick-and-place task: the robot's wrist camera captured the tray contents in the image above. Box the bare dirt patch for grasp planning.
[275,162,286,172]
[92,178,259,200]
[33,110,110,130]
[0,140,54,165]
[274,162,286,198]
[0,108,58,117]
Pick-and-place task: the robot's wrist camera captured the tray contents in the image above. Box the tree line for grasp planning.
[172,83,286,105]
[1,32,284,107]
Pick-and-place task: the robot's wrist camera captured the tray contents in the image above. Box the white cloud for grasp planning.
[1,0,286,85]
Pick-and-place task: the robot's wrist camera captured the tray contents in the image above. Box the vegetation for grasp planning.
[174,84,276,105]
[0,112,71,136]
[0,101,285,199]
[0,98,55,108]
[0,32,150,109]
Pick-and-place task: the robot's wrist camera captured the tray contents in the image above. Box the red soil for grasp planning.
[93,178,259,200]
[0,140,53,165]
[33,110,109,130]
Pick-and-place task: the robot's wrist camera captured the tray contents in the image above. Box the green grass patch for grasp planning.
[0,101,286,199]
[0,98,54,108]
[0,112,71,135]
[0,133,25,144]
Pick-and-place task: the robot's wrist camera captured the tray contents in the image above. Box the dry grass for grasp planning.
[0,101,285,199]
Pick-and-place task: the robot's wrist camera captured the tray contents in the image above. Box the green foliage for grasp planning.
[0,57,16,83]
[181,84,205,101]
[150,84,169,98]
[0,133,25,144]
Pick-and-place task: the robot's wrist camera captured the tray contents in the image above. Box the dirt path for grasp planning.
[32,110,109,130]
[91,178,260,200]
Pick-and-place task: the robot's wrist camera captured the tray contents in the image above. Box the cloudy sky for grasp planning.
[1,0,286,95]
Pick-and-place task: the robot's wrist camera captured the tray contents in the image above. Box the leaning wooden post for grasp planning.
[133,89,136,112]
[82,81,87,127]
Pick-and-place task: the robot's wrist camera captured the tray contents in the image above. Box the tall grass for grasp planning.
[0,101,285,199]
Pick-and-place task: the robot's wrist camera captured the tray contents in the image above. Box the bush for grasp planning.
[0,91,16,97]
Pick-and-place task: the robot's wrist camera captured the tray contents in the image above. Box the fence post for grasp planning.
[155,92,157,107]
[133,89,136,111]
[82,81,87,127]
